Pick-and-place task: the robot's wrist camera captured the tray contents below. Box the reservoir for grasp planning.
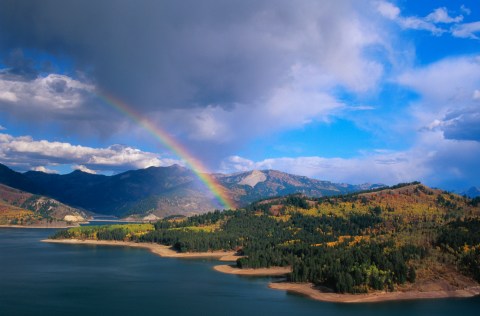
[1,228,479,316]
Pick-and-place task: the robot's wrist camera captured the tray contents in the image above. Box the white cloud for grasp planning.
[399,17,444,35]
[261,64,347,123]
[422,119,443,132]
[0,133,181,172]
[376,1,444,35]
[0,72,120,137]
[0,91,18,102]
[461,5,471,15]
[397,56,480,132]
[0,125,5,131]
[160,61,377,145]
[397,17,445,35]
[221,155,256,172]
[185,106,232,142]
[0,73,93,110]
[398,56,480,96]
[425,7,463,24]
[31,166,58,174]
[376,1,400,20]
[451,21,480,39]
[376,2,470,36]
[72,165,97,174]
[474,90,480,100]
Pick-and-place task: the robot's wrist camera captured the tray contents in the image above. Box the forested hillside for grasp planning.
[52,182,480,294]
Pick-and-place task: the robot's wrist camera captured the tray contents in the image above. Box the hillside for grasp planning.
[52,182,480,295]
[256,182,478,226]
[0,163,382,217]
[0,163,39,193]
[0,184,88,226]
[23,165,221,217]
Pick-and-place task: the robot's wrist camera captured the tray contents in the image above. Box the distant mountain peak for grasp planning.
[146,164,183,170]
[169,164,185,169]
[238,170,266,187]
[463,186,480,198]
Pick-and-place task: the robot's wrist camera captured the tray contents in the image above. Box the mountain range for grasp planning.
[462,187,480,198]
[0,163,383,218]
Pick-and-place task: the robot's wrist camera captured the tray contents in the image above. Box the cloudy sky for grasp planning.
[0,0,479,190]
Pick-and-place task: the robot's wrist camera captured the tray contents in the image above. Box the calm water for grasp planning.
[1,228,480,316]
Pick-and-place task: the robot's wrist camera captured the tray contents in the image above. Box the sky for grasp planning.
[0,0,479,191]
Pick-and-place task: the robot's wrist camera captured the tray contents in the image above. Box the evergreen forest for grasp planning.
[51,183,480,294]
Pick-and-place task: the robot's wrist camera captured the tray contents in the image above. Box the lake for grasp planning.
[1,228,480,316]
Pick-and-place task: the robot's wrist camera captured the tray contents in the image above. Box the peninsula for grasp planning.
[46,183,480,303]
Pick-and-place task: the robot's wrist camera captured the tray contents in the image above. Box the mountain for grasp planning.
[0,163,383,217]
[23,165,217,217]
[462,186,480,198]
[0,163,39,193]
[216,169,384,205]
[0,183,88,226]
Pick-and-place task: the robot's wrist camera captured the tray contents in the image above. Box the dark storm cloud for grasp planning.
[0,0,389,170]
[442,108,480,142]
[1,49,39,80]
[0,0,324,110]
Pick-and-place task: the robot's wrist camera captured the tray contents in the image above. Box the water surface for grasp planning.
[1,228,479,316]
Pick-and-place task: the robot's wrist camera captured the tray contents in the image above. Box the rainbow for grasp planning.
[97,90,236,210]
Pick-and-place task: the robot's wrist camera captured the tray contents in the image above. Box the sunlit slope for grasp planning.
[259,182,479,223]
[0,184,87,225]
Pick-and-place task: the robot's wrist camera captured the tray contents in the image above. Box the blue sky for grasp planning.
[0,0,479,190]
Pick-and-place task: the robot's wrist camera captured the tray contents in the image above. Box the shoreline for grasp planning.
[89,219,144,223]
[0,224,81,229]
[269,282,480,303]
[213,264,291,276]
[42,239,238,261]
[42,238,480,304]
